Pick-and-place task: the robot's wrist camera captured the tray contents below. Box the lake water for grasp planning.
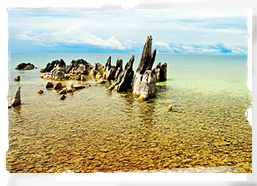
[6,53,252,173]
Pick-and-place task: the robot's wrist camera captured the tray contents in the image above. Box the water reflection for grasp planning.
[12,105,21,116]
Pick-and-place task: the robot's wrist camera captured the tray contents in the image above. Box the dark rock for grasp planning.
[15,63,35,70]
[11,86,21,106]
[133,35,157,100]
[13,75,20,81]
[153,62,167,81]
[46,82,54,88]
[54,83,62,90]
[108,55,134,92]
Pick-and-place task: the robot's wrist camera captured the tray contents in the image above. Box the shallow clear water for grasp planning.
[6,53,252,173]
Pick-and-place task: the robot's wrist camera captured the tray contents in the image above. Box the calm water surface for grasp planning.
[6,53,252,173]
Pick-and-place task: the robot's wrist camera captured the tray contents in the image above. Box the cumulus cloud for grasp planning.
[16,24,127,50]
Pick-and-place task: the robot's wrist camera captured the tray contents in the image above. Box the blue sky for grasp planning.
[7,9,249,54]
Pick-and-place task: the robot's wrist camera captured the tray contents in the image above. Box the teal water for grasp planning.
[7,53,252,173]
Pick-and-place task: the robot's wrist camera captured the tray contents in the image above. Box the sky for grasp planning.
[7,9,249,54]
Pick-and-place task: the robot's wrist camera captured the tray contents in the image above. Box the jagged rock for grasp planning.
[13,75,20,81]
[108,55,134,92]
[46,82,54,88]
[60,94,66,100]
[41,59,66,80]
[101,56,116,80]
[37,89,44,94]
[132,35,157,100]
[114,59,123,79]
[15,63,35,70]
[11,86,21,107]
[54,83,62,90]
[67,59,94,75]
[153,62,167,81]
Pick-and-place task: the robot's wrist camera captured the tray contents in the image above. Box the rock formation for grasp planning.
[108,55,134,92]
[15,63,35,70]
[66,59,94,75]
[40,59,67,80]
[132,35,157,100]
[11,86,21,107]
[37,89,44,94]
[153,62,167,81]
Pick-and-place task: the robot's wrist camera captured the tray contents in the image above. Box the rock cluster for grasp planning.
[132,35,157,100]
[38,35,167,101]
[15,63,36,70]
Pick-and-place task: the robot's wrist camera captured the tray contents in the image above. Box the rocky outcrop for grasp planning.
[66,59,94,75]
[153,62,167,81]
[132,35,157,100]
[54,83,62,90]
[11,86,21,107]
[108,55,134,92]
[15,63,35,70]
[40,59,67,80]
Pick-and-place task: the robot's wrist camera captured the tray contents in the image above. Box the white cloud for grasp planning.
[154,42,173,51]
[15,24,127,50]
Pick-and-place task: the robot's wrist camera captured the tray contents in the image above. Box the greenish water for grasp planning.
[7,53,252,173]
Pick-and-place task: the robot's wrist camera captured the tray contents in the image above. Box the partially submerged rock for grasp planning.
[108,55,134,92]
[41,59,67,80]
[153,62,167,81]
[59,88,67,94]
[102,56,116,80]
[60,94,66,100]
[89,63,104,76]
[46,82,54,88]
[13,75,20,81]
[66,59,94,75]
[132,35,157,100]
[37,89,44,94]
[15,63,35,70]
[73,85,86,90]
[54,83,62,90]
[11,86,21,107]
